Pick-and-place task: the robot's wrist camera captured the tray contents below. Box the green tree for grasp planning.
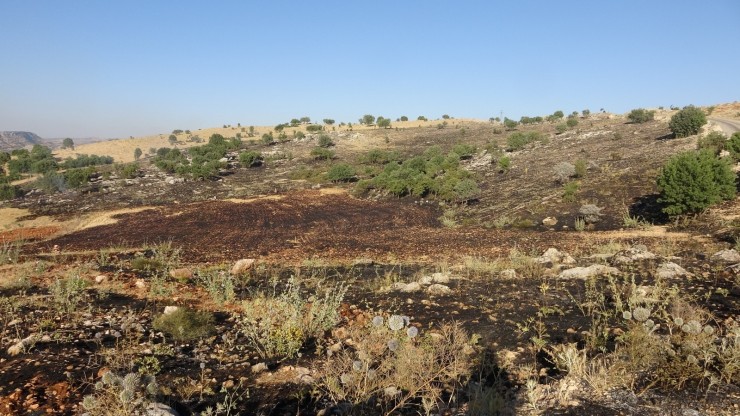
[417,116,427,121]
[168,134,177,145]
[566,118,579,128]
[318,134,334,148]
[62,138,75,150]
[300,116,311,124]
[361,114,376,125]
[582,109,591,117]
[323,119,335,125]
[290,118,301,127]
[669,105,707,138]
[442,114,451,119]
[657,150,735,216]
[552,110,564,119]
[503,117,518,130]
[627,108,655,123]
[377,117,391,128]
[134,148,142,161]
[400,116,408,121]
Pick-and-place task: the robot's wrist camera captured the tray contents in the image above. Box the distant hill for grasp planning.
[0,131,46,151]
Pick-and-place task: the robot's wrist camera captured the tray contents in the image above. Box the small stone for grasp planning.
[163,306,180,315]
[251,362,268,374]
[169,268,193,280]
[94,275,107,284]
[135,279,146,289]
[222,379,235,389]
[426,284,451,295]
[231,259,256,275]
[542,217,558,227]
[499,269,517,279]
[711,249,740,263]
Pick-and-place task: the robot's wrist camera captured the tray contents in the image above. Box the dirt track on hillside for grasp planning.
[35,190,596,263]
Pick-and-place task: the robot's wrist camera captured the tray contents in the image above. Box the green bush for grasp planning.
[0,184,21,200]
[311,147,335,160]
[61,154,114,169]
[326,163,356,182]
[657,150,736,216]
[35,173,66,193]
[360,149,400,165]
[451,144,476,159]
[239,151,263,167]
[261,132,275,145]
[727,132,740,161]
[696,131,727,155]
[627,108,655,123]
[318,134,334,148]
[566,118,579,128]
[64,168,94,188]
[376,117,391,128]
[574,159,587,178]
[507,131,543,151]
[152,308,214,342]
[669,106,707,138]
[115,163,140,179]
[555,123,568,134]
[306,124,324,132]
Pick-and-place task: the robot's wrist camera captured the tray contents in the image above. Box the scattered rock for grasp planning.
[169,268,193,280]
[231,258,256,275]
[146,402,180,416]
[499,269,517,279]
[711,249,740,263]
[542,217,558,227]
[612,246,656,264]
[656,262,693,279]
[94,275,107,284]
[559,264,620,279]
[163,306,180,315]
[536,248,575,265]
[135,279,147,289]
[251,362,268,374]
[426,284,452,295]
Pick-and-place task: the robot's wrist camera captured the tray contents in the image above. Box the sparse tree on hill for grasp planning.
[417,116,427,121]
[377,117,391,129]
[134,148,142,161]
[168,135,177,146]
[400,116,408,121]
[323,119,335,125]
[361,114,376,125]
[62,138,75,150]
[300,116,311,124]
[627,108,655,123]
[503,117,518,130]
[669,105,707,138]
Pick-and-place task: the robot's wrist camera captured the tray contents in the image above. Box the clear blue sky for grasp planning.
[1,1,739,138]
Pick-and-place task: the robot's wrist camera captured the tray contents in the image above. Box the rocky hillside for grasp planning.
[0,131,45,151]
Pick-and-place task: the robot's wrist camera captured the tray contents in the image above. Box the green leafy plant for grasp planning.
[669,106,707,137]
[326,163,356,182]
[152,308,214,342]
[627,108,655,123]
[657,150,736,216]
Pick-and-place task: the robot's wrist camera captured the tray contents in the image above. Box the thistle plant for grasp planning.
[320,313,474,415]
[82,371,158,416]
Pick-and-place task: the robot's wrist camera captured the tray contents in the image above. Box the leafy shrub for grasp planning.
[657,150,736,215]
[239,151,262,167]
[306,124,324,132]
[115,163,140,179]
[498,155,511,172]
[507,131,544,151]
[61,154,114,169]
[318,134,334,148]
[627,108,655,123]
[696,131,727,155]
[0,184,21,200]
[326,163,356,182]
[360,149,400,165]
[64,167,94,188]
[669,106,707,137]
[311,147,335,160]
[50,275,88,314]
[152,308,214,342]
[555,123,568,134]
[261,132,275,145]
[566,118,579,128]
[562,181,579,202]
[240,278,346,359]
[574,159,587,178]
[400,116,408,121]
[417,116,427,121]
[35,172,66,193]
[727,132,740,161]
[451,143,476,159]
[503,118,518,130]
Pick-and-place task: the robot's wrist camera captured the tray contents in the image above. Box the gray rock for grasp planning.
[426,284,452,295]
[559,264,620,279]
[711,249,740,263]
[499,269,517,279]
[163,306,180,315]
[656,262,692,279]
[612,246,656,264]
[536,248,575,265]
[146,402,180,416]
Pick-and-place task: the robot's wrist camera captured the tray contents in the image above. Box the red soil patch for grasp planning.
[0,226,60,243]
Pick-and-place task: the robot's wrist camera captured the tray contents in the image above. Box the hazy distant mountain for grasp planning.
[0,131,46,151]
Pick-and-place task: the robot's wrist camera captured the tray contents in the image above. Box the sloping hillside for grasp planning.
[0,131,45,151]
